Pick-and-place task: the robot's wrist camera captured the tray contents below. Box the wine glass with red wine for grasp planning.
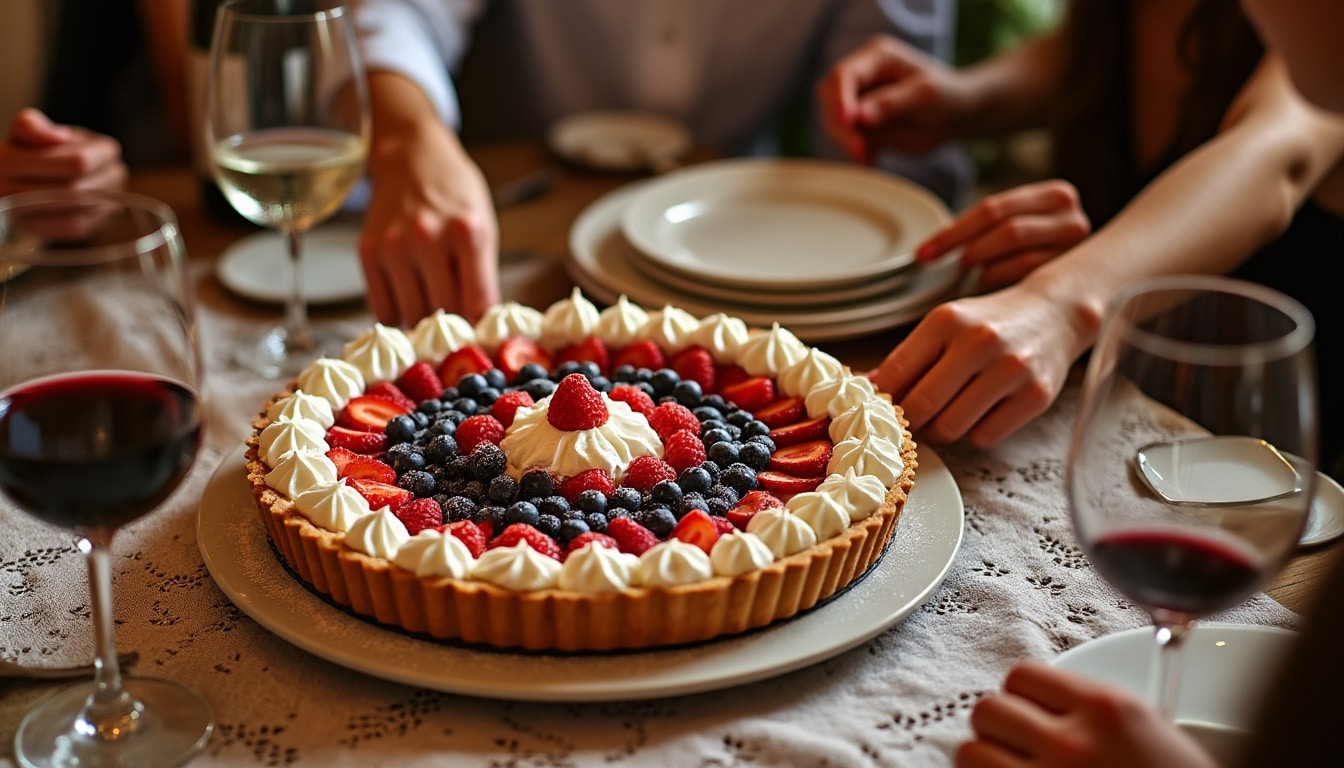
[0,190,213,766]
[1067,274,1318,719]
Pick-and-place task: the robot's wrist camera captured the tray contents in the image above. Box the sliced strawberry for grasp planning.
[326,447,396,484]
[562,531,620,560]
[347,477,413,510]
[364,381,416,411]
[338,394,411,433]
[438,345,493,387]
[714,363,751,391]
[671,509,722,554]
[491,523,562,560]
[325,425,388,454]
[606,516,659,556]
[490,390,535,428]
[768,439,833,476]
[670,346,715,391]
[719,376,776,412]
[441,519,486,558]
[709,516,736,536]
[395,361,444,403]
[726,490,785,530]
[394,497,443,535]
[753,396,805,429]
[755,470,825,497]
[768,415,832,447]
[496,337,553,383]
[611,339,666,372]
[555,336,610,375]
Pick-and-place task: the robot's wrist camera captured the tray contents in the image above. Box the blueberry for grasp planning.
[408,411,432,430]
[739,441,772,471]
[537,494,570,517]
[387,443,426,472]
[709,482,741,506]
[441,453,471,481]
[693,406,724,423]
[577,361,602,381]
[536,513,562,539]
[555,361,584,379]
[677,467,713,494]
[651,479,684,506]
[574,489,608,514]
[672,380,703,406]
[558,517,591,544]
[523,379,557,400]
[701,427,733,447]
[608,486,643,511]
[461,480,487,502]
[398,469,437,498]
[702,394,728,411]
[505,501,540,527]
[487,475,519,505]
[478,505,507,529]
[706,497,732,516]
[634,381,657,399]
[457,373,488,397]
[519,469,557,499]
[439,386,460,402]
[475,387,501,407]
[588,375,612,393]
[451,398,480,415]
[417,399,444,415]
[649,369,680,398]
[584,511,608,533]
[441,495,478,522]
[727,410,753,428]
[677,493,711,517]
[612,364,638,383]
[741,420,771,439]
[385,414,419,444]
[746,434,776,453]
[633,367,655,383]
[642,507,677,537]
[720,463,757,495]
[468,443,507,481]
[516,362,549,384]
[443,410,469,426]
[424,433,458,464]
[484,368,508,390]
[707,441,741,466]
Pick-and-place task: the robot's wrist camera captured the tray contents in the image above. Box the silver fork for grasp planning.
[0,652,138,680]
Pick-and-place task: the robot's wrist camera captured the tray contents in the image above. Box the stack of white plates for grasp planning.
[565,158,964,342]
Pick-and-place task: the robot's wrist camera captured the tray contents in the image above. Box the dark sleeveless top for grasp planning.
[1052,1,1344,479]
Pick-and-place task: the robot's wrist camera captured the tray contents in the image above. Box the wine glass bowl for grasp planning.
[204,0,370,379]
[0,189,213,767]
[1067,274,1317,717]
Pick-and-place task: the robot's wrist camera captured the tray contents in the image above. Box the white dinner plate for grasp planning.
[1052,623,1296,764]
[621,159,950,291]
[1300,467,1344,547]
[566,180,964,342]
[215,222,366,305]
[547,111,691,172]
[198,443,964,702]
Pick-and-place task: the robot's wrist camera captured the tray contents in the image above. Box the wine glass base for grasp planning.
[15,676,214,768]
[234,323,347,380]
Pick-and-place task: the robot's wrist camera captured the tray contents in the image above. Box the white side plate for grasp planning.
[1135,436,1302,506]
[215,222,365,305]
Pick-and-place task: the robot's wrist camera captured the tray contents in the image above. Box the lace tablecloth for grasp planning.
[1,263,1299,767]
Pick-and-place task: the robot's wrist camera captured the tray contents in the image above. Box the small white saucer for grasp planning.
[547,111,691,172]
[215,223,365,305]
[1300,468,1344,547]
[1135,436,1303,507]
[1053,623,1296,764]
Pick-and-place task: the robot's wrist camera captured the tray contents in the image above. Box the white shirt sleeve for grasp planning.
[350,0,485,128]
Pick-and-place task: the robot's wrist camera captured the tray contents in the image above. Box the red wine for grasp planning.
[0,372,202,531]
[1090,529,1263,616]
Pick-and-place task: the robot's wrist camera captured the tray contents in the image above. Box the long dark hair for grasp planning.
[1050,0,1264,225]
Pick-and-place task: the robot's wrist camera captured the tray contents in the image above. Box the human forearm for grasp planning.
[952,28,1068,137]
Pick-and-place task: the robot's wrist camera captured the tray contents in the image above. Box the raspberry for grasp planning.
[623,454,676,492]
[671,346,716,392]
[608,385,656,419]
[606,516,659,556]
[394,497,443,535]
[663,428,708,473]
[562,531,620,560]
[491,523,562,560]
[395,361,444,403]
[490,390,535,428]
[559,467,616,503]
[648,401,699,442]
[547,373,609,431]
[456,414,506,455]
[442,519,486,557]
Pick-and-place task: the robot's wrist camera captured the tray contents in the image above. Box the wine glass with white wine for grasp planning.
[205,0,369,379]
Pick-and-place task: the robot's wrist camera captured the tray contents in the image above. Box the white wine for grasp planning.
[212,127,366,231]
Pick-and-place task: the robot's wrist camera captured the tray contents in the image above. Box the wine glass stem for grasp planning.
[283,229,314,352]
[1151,621,1189,719]
[76,535,144,741]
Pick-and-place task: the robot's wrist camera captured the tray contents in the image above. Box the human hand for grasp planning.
[817,35,975,163]
[876,284,1089,447]
[0,108,127,198]
[359,119,500,327]
[956,661,1219,768]
[917,180,1090,290]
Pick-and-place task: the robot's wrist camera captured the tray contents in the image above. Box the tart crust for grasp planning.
[245,397,917,652]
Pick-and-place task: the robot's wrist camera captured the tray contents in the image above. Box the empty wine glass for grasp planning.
[0,190,213,766]
[1066,274,1318,719]
[204,0,370,379]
